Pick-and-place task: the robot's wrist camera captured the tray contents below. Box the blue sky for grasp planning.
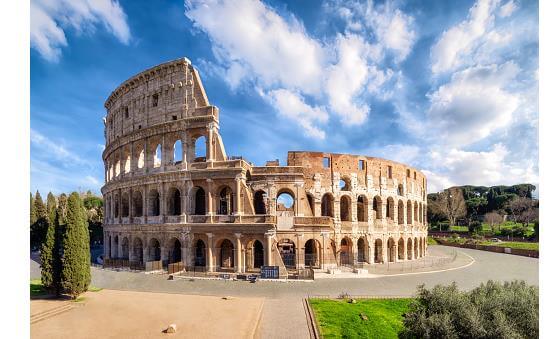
[30,0,539,195]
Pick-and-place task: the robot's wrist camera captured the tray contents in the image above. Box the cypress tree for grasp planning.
[32,191,47,249]
[40,193,59,293]
[54,194,68,296]
[30,193,36,229]
[61,192,91,298]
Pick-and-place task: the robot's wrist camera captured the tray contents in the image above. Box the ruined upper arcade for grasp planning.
[101,57,428,276]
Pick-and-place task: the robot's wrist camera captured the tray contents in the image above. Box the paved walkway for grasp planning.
[30,246,538,338]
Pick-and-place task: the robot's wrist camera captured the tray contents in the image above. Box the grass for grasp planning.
[309,298,412,338]
[30,279,102,297]
[479,241,539,251]
[427,236,438,245]
[30,279,47,297]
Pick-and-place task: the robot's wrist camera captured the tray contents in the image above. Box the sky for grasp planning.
[30,0,539,196]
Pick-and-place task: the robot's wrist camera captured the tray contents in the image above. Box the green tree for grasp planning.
[83,195,103,245]
[61,192,91,298]
[30,192,36,229]
[40,192,61,294]
[31,191,48,249]
[400,280,538,339]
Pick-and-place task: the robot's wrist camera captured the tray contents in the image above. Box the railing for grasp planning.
[294,216,333,226]
[145,260,163,271]
[147,216,161,224]
[103,258,144,271]
[188,215,207,223]
[167,262,185,274]
[165,215,183,223]
[133,216,144,224]
[121,217,130,224]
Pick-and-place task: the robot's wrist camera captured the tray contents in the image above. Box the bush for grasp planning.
[400,280,538,338]
[468,221,483,234]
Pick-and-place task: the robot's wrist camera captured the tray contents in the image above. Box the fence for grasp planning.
[103,258,145,271]
[145,260,163,271]
[167,262,185,274]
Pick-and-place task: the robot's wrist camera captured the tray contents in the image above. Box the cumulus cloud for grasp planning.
[424,144,537,192]
[499,1,517,17]
[427,62,520,146]
[185,0,412,138]
[431,0,499,74]
[266,89,328,139]
[31,0,131,62]
[31,129,87,165]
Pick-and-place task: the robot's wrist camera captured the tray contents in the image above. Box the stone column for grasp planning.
[104,232,110,259]
[117,188,122,224]
[130,142,135,173]
[368,241,375,264]
[206,123,214,167]
[295,184,301,216]
[265,233,273,266]
[234,174,243,216]
[352,237,359,265]
[393,243,398,262]
[144,186,149,223]
[129,189,134,223]
[160,184,165,223]
[206,179,214,217]
[181,131,188,170]
[207,233,214,272]
[235,233,242,273]
[161,134,166,170]
[143,139,148,171]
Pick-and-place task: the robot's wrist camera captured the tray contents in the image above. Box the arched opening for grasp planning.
[276,192,295,212]
[114,194,120,218]
[278,239,296,268]
[194,187,206,215]
[340,238,351,265]
[194,136,206,161]
[398,238,405,260]
[148,189,160,216]
[173,140,182,164]
[133,238,143,263]
[168,238,182,263]
[357,238,366,262]
[407,200,412,224]
[121,237,129,259]
[304,239,320,268]
[339,177,351,191]
[253,190,266,214]
[253,240,264,268]
[321,193,334,217]
[397,184,404,196]
[398,200,404,225]
[414,238,419,259]
[113,235,119,258]
[357,196,367,222]
[137,148,145,169]
[386,197,394,221]
[168,188,181,216]
[121,192,129,217]
[124,153,131,173]
[414,202,419,222]
[154,144,162,168]
[219,239,234,268]
[373,196,383,219]
[340,195,351,221]
[306,193,315,216]
[218,186,233,215]
[115,160,120,176]
[133,191,143,217]
[407,238,413,260]
[387,238,396,262]
[374,239,383,263]
[149,238,161,261]
[194,239,206,267]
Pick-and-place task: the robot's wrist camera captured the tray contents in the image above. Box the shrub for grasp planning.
[468,221,483,234]
[400,280,538,338]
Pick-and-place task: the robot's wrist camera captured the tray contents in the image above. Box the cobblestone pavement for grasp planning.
[30,246,538,338]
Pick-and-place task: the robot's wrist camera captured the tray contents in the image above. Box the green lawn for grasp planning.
[480,241,538,251]
[309,298,412,338]
[30,279,103,297]
[30,279,47,297]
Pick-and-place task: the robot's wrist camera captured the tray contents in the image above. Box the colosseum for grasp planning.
[101,57,429,277]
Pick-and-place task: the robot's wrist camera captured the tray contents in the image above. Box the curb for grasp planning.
[303,298,321,339]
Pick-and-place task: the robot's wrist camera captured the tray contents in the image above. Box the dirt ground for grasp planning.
[31,289,264,339]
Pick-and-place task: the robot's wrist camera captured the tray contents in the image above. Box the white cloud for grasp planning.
[499,1,517,17]
[31,129,87,165]
[431,0,499,74]
[424,144,537,192]
[186,0,324,95]
[185,0,411,138]
[31,0,131,62]
[426,62,520,146]
[266,89,328,139]
[326,34,370,125]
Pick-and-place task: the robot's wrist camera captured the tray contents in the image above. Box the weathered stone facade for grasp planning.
[101,57,428,274]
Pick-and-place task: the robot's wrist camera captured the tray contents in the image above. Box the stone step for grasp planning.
[31,303,74,324]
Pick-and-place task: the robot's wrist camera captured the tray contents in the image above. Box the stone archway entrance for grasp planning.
[194,239,206,267]
[219,239,234,269]
[278,239,296,268]
[304,239,320,268]
[340,238,352,265]
[253,240,264,268]
[374,239,383,263]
